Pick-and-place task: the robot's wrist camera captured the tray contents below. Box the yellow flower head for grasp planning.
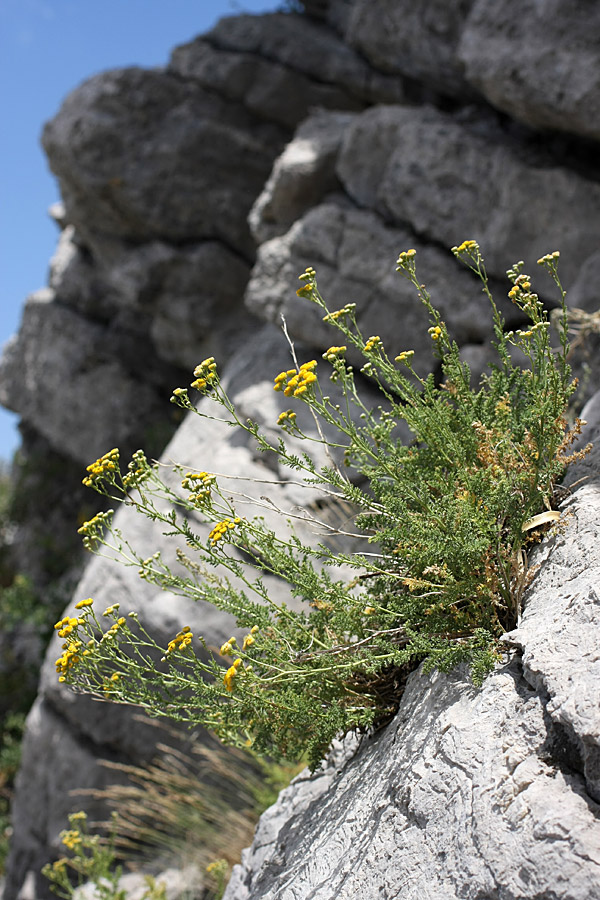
[75,598,94,610]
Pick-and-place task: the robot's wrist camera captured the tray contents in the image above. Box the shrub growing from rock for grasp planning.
[57,243,586,769]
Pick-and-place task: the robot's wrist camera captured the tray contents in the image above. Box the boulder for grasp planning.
[345,0,477,96]
[459,0,600,142]
[41,67,284,260]
[0,290,173,467]
[336,104,600,288]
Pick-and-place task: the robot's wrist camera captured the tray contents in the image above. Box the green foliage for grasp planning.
[0,712,26,872]
[59,242,585,769]
[42,811,168,900]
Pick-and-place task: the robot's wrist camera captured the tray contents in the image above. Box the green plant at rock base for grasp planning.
[79,728,303,876]
[56,242,588,769]
[42,811,167,900]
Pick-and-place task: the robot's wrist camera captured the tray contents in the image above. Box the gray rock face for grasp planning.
[345,0,477,96]
[192,13,405,107]
[336,104,600,288]
[0,290,170,466]
[223,396,600,899]
[41,66,282,259]
[249,110,356,245]
[344,0,600,142]
[459,0,600,142]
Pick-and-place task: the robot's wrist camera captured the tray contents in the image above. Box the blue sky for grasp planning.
[0,0,282,462]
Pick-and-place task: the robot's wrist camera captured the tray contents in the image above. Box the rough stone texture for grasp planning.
[345,0,477,96]
[185,13,405,108]
[344,0,600,143]
[459,0,600,142]
[249,109,356,245]
[223,395,600,899]
[41,66,283,259]
[0,290,173,466]
[336,104,600,288]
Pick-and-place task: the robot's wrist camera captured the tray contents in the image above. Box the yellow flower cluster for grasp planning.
[396,248,417,269]
[537,250,560,265]
[223,657,242,692]
[181,471,215,504]
[82,448,119,488]
[515,322,548,340]
[51,858,68,874]
[54,616,84,638]
[322,303,356,323]
[101,615,127,644]
[297,266,316,296]
[395,350,415,364]
[277,409,297,430]
[55,640,82,681]
[61,830,82,851]
[191,357,218,393]
[243,625,259,650]
[507,273,533,300]
[428,325,442,341]
[75,597,94,610]
[102,604,119,617]
[273,360,318,397]
[451,240,478,254]
[363,335,382,353]
[209,517,242,545]
[322,346,346,363]
[77,510,113,538]
[220,636,237,656]
[122,450,151,490]
[165,625,193,657]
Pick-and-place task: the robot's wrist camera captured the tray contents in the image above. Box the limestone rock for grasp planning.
[459,0,600,142]
[41,67,283,259]
[345,0,477,96]
[48,226,118,322]
[249,110,357,245]
[336,104,600,288]
[168,31,363,131]
[0,290,171,466]
[298,0,353,33]
[194,13,404,106]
